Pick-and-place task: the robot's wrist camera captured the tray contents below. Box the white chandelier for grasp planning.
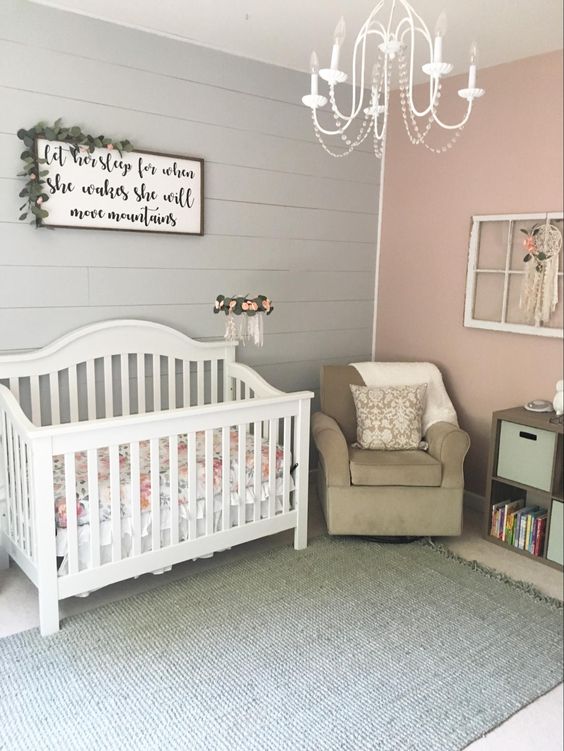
[302,0,485,158]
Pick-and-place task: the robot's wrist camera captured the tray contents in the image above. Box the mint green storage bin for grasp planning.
[547,500,563,566]
[496,421,556,492]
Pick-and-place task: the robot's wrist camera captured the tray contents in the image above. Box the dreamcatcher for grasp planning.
[519,220,562,326]
[213,294,273,347]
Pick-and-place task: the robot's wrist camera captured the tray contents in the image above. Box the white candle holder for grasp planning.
[457,87,485,101]
[301,94,328,108]
[319,69,348,85]
[422,61,453,78]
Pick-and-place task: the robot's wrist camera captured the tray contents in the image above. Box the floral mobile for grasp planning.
[214,294,273,346]
[519,221,562,326]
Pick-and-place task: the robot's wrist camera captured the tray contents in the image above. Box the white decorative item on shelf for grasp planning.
[302,1,485,158]
[554,380,564,416]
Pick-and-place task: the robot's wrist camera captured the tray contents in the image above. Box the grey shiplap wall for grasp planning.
[0,0,379,398]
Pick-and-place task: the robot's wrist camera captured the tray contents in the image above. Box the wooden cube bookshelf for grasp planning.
[484,406,564,571]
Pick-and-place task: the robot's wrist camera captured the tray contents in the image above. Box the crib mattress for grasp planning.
[53,429,285,530]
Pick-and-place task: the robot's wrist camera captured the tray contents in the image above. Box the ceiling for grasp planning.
[30,0,563,82]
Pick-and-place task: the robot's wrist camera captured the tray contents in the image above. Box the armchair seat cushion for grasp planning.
[348,446,442,487]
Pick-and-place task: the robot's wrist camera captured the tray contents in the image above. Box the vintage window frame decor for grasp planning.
[464,212,563,338]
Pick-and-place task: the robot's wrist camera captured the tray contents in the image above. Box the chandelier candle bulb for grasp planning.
[330,16,346,70]
[310,51,319,95]
[433,11,447,63]
[468,43,478,89]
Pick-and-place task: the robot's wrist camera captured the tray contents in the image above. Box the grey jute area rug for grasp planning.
[1,537,562,751]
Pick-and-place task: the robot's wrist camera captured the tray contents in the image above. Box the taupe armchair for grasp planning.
[312,365,470,537]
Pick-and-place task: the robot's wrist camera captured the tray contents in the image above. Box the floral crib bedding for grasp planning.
[53,429,291,572]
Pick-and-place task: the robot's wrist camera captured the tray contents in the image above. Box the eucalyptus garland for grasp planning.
[213,294,273,316]
[17,119,134,227]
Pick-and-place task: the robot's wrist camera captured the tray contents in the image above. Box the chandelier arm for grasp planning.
[430,100,473,130]
[328,23,383,124]
[312,107,353,136]
[374,59,390,140]
[402,23,439,117]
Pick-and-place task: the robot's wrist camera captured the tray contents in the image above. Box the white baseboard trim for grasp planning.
[464,490,485,514]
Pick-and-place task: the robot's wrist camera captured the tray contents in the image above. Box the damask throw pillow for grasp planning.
[349,383,428,450]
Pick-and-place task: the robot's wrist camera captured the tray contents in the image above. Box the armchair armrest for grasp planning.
[312,412,351,487]
[426,422,470,489]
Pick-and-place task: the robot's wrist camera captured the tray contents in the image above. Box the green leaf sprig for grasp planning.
[17,119,134,228]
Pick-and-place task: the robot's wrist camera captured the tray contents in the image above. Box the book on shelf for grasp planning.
[490,499,524,541]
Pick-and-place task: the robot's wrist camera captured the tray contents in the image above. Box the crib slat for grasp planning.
[68,365,79,423]
[6,423,18,545]
[268,419,277,518]
[13,433,24,550]
[3,418,14,543]
[204,430,214,536]
[104,356,113,418]
[24,444,34,560]
[253,422,262,522]
[187,432,197,540]
[18,436,31,555]
[211,360,218,404]
[121,355,130,416]
[150,438,160,551]
[168,357,176,410]
[169,435,179,545]
[197,361,204,405]
[221,427,230,532]
[153,356,161,412]
[238,424,246,527]
[183,361,190,408]
[87,449,100,568]
[130,441,141,557]
[86,360,96,420]
[9,377,19,403]
[137,354,146,414]
[49,372,60,425]
[30,375,41,426]
[282,418,291,514]
[0,414,13,542]
[109,445,121,562]
[64,453,79,574]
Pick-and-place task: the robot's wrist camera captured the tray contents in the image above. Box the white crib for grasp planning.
[0,320,312,636]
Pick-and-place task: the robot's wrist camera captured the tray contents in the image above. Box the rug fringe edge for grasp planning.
[422,538,564,610]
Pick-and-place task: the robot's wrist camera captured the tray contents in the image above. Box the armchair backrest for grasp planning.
[320,365,365,444]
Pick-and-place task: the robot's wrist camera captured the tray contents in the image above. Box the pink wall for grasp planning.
[375,51,564,496]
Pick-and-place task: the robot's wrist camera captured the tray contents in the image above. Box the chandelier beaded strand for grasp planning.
[302,0,485,159]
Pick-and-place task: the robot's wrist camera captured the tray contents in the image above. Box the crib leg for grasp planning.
[39,589,60,636]
[0,543,9,570]
[293,400,310,551]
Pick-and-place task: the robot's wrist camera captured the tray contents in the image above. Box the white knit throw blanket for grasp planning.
[350,362,458,435]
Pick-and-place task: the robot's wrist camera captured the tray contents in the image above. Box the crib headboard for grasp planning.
[0,320,237,426]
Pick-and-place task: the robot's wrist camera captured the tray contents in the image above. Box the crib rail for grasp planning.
[0,387,311,607]
[0,320,237,426]
[0,401,35,571]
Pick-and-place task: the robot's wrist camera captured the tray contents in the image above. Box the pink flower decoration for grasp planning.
[30,174,36,181]
[242,302,249,311]
[251,302,258,311]
[106,143,114,150]
[36,197,43,205]
[229,300,236,310]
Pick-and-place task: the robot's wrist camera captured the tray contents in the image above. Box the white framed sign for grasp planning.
[35,139,204,235]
